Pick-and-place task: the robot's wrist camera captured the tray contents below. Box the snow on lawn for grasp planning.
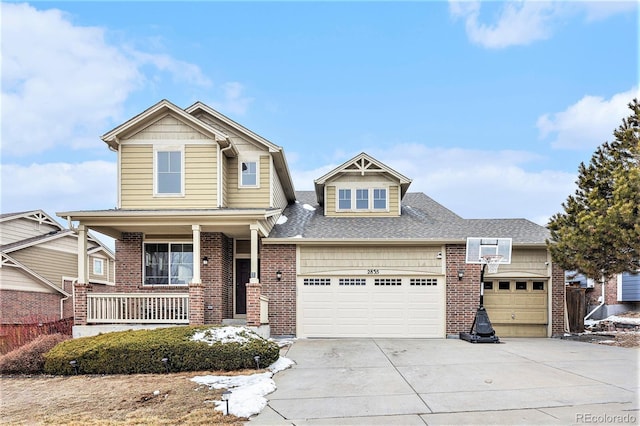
[190,326,295,418]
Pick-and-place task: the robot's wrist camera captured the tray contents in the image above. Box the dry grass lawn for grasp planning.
[0,370,253,425]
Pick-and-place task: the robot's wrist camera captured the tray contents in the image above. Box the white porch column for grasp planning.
[192,224,202,284]
[250,224,259,283]
[77,224,88,284]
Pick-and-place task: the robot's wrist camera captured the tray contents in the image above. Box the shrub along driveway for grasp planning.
[250,338,639,425]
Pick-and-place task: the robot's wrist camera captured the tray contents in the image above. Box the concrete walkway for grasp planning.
[249,338,639,425]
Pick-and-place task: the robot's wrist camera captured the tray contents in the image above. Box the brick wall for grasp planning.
[586,275,619,306]
[260,244,296,336]
[201,232,233,324]
[0,289,66,324]
[551,264,566,335]
[445,244,482,335]
[115,232,143,290]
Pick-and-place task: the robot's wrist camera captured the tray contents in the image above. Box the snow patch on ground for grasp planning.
[606,315,640,324]
[192,356,294,418]
[276,215,288,225]
[191,326,260,345]
[302,204,316,211]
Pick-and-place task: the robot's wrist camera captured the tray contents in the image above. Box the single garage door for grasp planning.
[483,279,548,337]
[297,275,445,338]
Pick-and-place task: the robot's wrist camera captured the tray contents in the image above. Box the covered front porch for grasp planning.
[60,208,279,337]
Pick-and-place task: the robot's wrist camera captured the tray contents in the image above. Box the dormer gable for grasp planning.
[314,153,412,217]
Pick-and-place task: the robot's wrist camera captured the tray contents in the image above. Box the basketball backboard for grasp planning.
[465,237,512,264]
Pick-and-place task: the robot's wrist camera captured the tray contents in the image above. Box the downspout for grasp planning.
[61,278,77,320]
[584,274,606,320]
[218,142,234,208]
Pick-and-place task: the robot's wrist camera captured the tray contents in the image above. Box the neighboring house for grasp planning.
[568,271,640,319]
[0,210,115,324]
[60,99,565,339]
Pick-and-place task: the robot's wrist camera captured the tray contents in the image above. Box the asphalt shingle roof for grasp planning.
[268,191,550,244]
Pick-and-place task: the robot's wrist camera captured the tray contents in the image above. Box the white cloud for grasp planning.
[449,1,636,49]
[0,3,213,157]
[209,82,254,116]
[1,161,117,214]
[293,145,576,225]
[449,1,564,49]
[537,88,639,150]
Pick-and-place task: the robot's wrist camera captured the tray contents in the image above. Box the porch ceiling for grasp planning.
[56,209,279,240]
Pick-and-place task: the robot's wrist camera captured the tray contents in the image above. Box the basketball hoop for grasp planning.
[481,255,503,274]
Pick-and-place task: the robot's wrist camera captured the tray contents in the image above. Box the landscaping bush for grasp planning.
[0,333,70,374]
[43,326,279,375]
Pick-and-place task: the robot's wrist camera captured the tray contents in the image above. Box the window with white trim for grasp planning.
[373,188,387,209]
[144,243,193,285]
[241,161,258,187]
[355,189,369,209]
[156,150,183,195]
[338,189,351,210]
[93,258,104,276]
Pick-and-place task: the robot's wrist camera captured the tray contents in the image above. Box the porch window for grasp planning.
[144,243,193,285]
[156,150,183,195]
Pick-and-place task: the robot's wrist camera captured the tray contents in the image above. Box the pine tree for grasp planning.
[547,99,640,280]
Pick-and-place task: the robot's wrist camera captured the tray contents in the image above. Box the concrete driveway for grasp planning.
[249,338,639,425]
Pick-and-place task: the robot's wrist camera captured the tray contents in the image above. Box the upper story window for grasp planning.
[337,187,388,211]
[240,161,258,187]
[356,189,369,209]
[338,189,351,209]
[144,243,193,285]
[373,188,387,209]
[155,149,183,195]
[93,258,104,276]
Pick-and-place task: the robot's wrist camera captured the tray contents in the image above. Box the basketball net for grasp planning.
[481,255,503,274]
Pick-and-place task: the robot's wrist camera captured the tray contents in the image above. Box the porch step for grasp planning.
[222,318,247,326]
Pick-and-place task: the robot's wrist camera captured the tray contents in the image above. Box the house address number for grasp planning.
[367,269,380,275]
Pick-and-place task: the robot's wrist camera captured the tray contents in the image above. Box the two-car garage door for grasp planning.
[297,275,445,338]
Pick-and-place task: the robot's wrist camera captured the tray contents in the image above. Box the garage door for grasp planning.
[297,276,445,338]
[483,279,548,337]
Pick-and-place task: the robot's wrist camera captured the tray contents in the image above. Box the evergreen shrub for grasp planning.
[43,326,279,375]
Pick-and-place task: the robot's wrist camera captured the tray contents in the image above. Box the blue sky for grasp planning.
[2,1,638,238]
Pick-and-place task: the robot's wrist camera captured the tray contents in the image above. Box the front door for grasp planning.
[235,259,250,316]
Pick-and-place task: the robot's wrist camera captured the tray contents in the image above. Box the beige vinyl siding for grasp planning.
[227,155,271,208]
[325,185,400,217]
[221,154,229,207]
[39,236,77,253]
[271,161,288,209]
[128,115,209,140]
[496,249,549,277]
[89,255,114,283]
[0,218,61,245]
[120,144,217,209]
[10,247,77,290]
[0,267,58,293]
[299,246,443,275]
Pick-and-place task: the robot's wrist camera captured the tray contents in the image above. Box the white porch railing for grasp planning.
[87,293,189,324]
[259,295,269,324]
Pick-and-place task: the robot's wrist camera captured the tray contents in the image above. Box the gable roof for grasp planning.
[0,210,63,230]
[101,99,229,150]
[266,191,550,245]
[314,152,412,205]
[186,101,296,202]
[1,252,71,297]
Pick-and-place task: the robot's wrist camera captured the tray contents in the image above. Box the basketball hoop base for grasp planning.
[459,332,500,343]
[459,306,501,344]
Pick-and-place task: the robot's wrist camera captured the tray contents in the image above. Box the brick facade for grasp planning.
[260,244,296,336]
[551,264,565,336]
[201,232,233,324]
[0,289,71,324]
[445,244,482,335]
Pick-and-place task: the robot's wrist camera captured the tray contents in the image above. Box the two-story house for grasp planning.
[60,100,565,339]
[0,210,114,324]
